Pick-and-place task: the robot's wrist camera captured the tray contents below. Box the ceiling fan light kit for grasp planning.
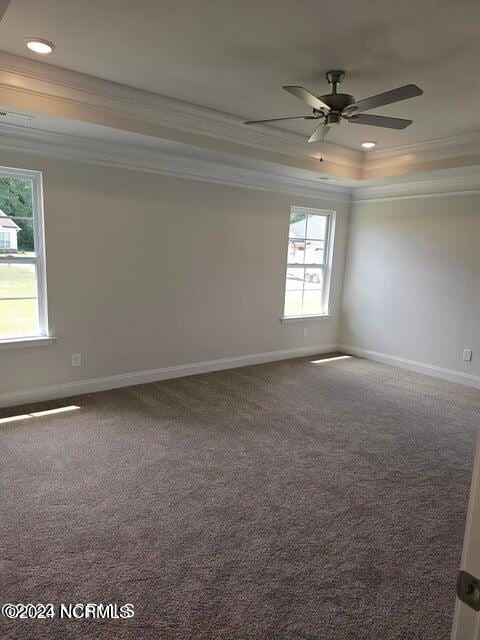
[244,70,423,145]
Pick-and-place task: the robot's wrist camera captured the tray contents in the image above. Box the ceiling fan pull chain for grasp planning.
[320,123,326,162]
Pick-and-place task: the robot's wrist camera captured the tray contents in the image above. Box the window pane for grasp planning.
[0,175,34,256]
[287,239,305,264]
[284,290,303,316]
[0,263,37,298]
[302,290,323,315]
[0,176,33,217]
[0,217,35,256]
[305,214,327,240]
[285,267,305,291]
[289,212,307,239]
[304,267,324,290]
[304,240,324,264]
[0,299,39,338]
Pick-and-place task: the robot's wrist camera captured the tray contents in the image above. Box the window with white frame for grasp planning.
[283,206,334,318]
[0,168,48,341]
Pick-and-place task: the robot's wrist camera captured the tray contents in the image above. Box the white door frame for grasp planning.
[451,432,480,639]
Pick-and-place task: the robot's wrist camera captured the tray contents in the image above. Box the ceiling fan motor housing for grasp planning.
[320,92,355,125]
[320,92,355,111]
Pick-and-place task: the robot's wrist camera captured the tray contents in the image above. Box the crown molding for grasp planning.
[1,119,480,204]
[0,122,351,202]
[0,51,361,175]
[362,131,480,179]
[367,131,480,160]
[352,171,480,202]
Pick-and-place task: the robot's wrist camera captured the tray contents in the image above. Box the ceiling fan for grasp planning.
[244,70,423,143]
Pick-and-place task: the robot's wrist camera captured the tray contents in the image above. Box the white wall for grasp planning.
[0,149,349,401]
[340,194,480,379]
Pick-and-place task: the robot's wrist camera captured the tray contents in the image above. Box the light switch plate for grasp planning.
[72,353,82,367]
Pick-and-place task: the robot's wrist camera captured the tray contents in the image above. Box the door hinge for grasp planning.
[457,570,480,612]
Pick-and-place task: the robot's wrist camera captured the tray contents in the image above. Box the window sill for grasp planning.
[0,336,58,350]
[280,314,334,324]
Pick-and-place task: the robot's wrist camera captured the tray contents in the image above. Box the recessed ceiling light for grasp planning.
[25,38,55,54]
[361,141,376,149]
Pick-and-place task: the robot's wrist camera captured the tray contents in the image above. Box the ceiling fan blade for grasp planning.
[346,113,413,129]
[244,115,314,124]
[283,86,330,112]
[308,121,328,143]
[0,0,11,22]
[347,84,422,113]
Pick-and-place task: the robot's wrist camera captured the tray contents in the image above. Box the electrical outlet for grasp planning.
[302,327,308,337]
[72,353,82,367]
[463,349,473,362]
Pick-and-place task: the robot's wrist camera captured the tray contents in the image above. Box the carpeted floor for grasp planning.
[1,354,479,640]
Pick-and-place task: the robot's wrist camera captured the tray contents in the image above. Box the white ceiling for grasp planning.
[0,0,479,150]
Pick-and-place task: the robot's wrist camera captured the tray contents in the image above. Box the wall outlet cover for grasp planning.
[72,353,82,367]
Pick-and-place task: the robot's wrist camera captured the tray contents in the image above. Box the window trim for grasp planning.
[280,206,336,321]
[0,166,50,342]
[279,313,334,324]
[0,336,57,350]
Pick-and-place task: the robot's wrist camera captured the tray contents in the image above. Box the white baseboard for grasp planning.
[339,344,480,389]
[0,343,339,409]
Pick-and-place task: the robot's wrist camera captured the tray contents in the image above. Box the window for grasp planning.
[0,167,48,341]
[0,231,11,250]
[283,206,334,318]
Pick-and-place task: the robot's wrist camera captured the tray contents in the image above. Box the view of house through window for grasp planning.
[283,207,333,317]
[0,168,47,340]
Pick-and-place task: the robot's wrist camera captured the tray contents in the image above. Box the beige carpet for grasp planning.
[0,353,479,640]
